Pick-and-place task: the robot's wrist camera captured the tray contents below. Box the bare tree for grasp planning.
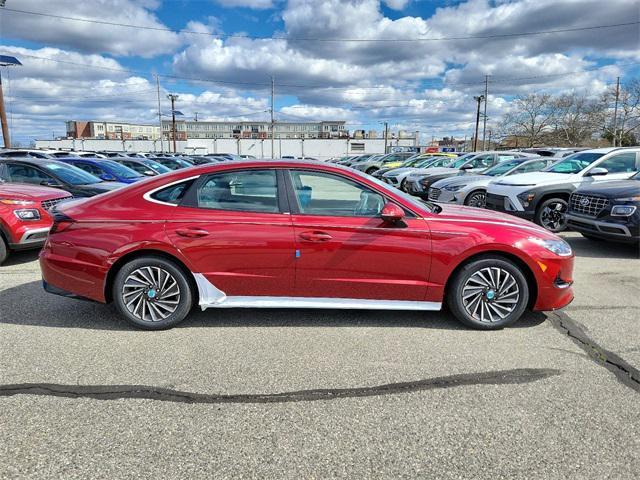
[548,93,605,146]
[501,94,557,147]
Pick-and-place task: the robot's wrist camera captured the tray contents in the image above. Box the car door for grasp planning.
[285,169,431,301]
[165,168,296,297]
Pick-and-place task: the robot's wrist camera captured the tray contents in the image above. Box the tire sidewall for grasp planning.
[448,258,529,330]
[113,256,193,330]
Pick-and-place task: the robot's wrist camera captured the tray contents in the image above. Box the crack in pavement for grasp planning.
[0,368,560,405]
[549,311,640,393]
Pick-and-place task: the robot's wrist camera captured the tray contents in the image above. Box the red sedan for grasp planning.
[39,160,574,330]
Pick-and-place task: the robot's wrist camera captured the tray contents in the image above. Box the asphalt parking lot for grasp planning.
[0,232,638,479]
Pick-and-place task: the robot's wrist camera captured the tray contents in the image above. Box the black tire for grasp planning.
[464,190,486,208]
[447,257,529,330]
[535,197,569,232]
[0,235,7,265]
[365,167,378,175]
[112,256,193,330]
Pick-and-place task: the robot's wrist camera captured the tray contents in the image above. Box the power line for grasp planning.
[1,7,638,42]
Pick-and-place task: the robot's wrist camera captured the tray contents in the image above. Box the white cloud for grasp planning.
[0,0,181,57]
[213,0,275,9]
[383,0,410,10]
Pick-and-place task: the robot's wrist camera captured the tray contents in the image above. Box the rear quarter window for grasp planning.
[149,179,195,205]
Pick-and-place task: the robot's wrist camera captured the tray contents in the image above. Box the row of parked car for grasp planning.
[341,147,640,243]
[0,149,257,264]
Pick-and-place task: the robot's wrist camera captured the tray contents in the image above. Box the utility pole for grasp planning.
[383,122,389,154]
[482,75,489,150]
[612,76,620,147]
[155,75,163,153]
[167,93,179,153]
[473,95,484,151]
[0,72,10,148]
[194,112,199,122]
[270,76,275,159]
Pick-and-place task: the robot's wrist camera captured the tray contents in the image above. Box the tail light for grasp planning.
[49,210,75,234]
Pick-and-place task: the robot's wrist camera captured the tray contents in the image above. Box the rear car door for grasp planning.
[165,168,296,297]
[285,169,431,301]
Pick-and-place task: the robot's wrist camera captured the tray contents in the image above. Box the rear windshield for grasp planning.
[545,153,605,174]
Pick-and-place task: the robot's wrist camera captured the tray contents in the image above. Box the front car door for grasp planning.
[165,168,296,297]
[582,151,639,184]
[285,169,431,301]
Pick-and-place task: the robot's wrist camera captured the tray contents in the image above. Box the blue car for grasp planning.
[56,157,144,184]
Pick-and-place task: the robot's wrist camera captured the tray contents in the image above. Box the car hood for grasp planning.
[575,179,640,198]
[407,167,459,178]
[434,203,554,236]
[0,183,71,201]
[494,172,571,186]
[432,175,489,188]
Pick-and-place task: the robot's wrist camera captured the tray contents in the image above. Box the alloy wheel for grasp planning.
[461,267,520,323]
[122,266,181,322]
[466,192,486,208]
[540,201,568,231]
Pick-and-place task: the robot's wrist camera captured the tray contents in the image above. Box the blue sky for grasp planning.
[0,0,638,144]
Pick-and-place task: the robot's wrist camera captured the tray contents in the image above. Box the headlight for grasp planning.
[1,199,35,206]
[14,209,41,220]
[444,184,466,191]
[517,191,536,207]
[530,238,572,256]
[611,205,637,216]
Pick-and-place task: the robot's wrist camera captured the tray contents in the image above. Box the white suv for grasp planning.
[484,147,640,232]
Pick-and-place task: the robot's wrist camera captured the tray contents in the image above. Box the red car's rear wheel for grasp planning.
[113,256,193,330]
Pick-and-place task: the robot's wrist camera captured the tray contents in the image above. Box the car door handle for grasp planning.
[299,231,332,242]
[175,228,209,238]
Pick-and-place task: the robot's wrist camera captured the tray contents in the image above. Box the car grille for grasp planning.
[41,196,73,211]
[570,193,608,217]
[428,187,441,200]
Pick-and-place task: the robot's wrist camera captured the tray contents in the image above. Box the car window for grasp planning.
[142,159,172,174]
[7,164,55,185]
[43,162,102,185]
[498,154,517,162]
[122,161,149,175]
[150,180,195,205]
[484,160,522,176]
[73,162,104,176]
[595,152,638,174]
[513,160,549,174]
[546,152,604,174]
[465,154,493,168]
[290,170,385,217]
[197,170,279,213]
[101,160,141,179]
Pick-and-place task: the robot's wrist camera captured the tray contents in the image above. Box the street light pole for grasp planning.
[0,72,10,148]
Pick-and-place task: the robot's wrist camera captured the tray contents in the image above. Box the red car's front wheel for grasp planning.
[113,256,193,330]
[447,257,529,330]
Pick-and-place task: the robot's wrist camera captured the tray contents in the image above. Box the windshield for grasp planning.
[450,156,474,168]
[141,159,172,173]
[544,152,605,174]
[44,162,102,185]
[102,160,142,179]
[484,160,523,177]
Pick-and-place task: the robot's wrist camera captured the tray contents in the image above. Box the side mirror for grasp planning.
[380,202,405,224]
[40,179,63,188]
[459,164,473,170]
[585,167,608,177]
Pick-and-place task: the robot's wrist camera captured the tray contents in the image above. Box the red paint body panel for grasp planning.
[291,215,432,300]
[39,160,574,313]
